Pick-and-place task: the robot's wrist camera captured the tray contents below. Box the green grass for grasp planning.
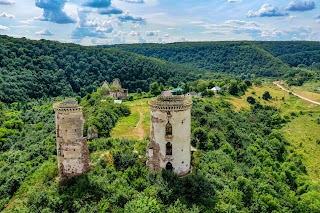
[225,82,320,183]
[111,98,150,140]
[282,114,320,183]
[225,83,320,116]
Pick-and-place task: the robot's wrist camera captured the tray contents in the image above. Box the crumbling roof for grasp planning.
[102,81,110,90]
[112,79,122,90]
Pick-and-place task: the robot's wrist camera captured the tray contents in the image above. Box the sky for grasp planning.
[0,0,319,45]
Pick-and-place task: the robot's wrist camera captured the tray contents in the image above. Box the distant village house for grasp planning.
[211,86,221,94]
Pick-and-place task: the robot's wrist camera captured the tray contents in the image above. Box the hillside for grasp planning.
[104,41,291,77]
[0,36,199,103]
[105,41,320,76]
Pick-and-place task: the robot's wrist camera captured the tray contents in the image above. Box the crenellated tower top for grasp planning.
[149,95,192,111]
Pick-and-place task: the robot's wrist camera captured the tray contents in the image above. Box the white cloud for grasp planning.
[0,0,15,5]
[287,15,296,21]
[146,30,159,36]
[0,25,9,30]
[0,12,15,19]
[247,4,288,17]
[190,21,205,25]
[36,28,53,36]
[112,30,126,44]
[119,0,144,3]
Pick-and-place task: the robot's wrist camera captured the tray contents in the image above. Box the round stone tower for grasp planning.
[147,95,193,176]
[53,99,90,181]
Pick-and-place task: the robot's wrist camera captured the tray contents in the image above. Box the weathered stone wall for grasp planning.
[54,102,90,181]
[147,96,192,176]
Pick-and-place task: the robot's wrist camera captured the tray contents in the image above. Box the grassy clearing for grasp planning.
[226,83,320,116]
[111,98,150,140]
[226,83,289,111]
[291,84,320,103]
[282,114,320,183]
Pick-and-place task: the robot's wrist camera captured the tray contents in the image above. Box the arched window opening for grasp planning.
[165,122,172,136]
[166,142,172,155]
[166,162,173,171]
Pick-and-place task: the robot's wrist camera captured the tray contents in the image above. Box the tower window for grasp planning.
[165,122,172,136]
[166,162,173,171]
[166,142,172,155]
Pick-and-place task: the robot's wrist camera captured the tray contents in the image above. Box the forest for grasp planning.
[0,35,199,103]
[1,36,320,103]
[0,89,319,212]
[0,36,320,212]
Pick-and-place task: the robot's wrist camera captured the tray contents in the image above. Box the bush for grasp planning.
[262,91,272,100]
[247,96,256,105]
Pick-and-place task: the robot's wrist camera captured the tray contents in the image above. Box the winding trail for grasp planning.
[273,81,320,106]
[133,105,146,140]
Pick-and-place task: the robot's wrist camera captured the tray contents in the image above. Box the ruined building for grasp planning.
[53,99,90,181]
[146,95,193,176]
[101,79,128,99]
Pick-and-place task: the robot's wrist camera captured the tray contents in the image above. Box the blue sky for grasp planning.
[0,0,319,45]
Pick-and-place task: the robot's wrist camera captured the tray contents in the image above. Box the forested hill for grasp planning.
[0,36,198,103]
[105,41,320,76]
[255,41,320,67]
[103,42,289,77]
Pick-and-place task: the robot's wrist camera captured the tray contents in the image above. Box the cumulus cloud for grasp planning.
[118,13,146,24]
[0,0,14,5]
[36,28,53,36]
[35,0,76,24]
[0,25,9,30]
[0,12,15,19]
[286,0,316,11]
[82,0,111,8]
[129,29,146,43]
[146,30,159,36]
[119,0,144,3]
[72,10,114,39]
[247,4,288,17]
[112,30,126,44]
[205,19,316,40]
[99,6,123,15]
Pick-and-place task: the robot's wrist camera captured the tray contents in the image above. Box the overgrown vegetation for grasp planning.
[1,36,320,212]
[1,94,320,212]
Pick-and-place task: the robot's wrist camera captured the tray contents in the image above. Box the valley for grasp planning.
[0,36,320,212]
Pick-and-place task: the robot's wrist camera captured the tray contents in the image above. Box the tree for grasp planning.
[228,80,239,95]
[149,82,161,96]
[262,91,272,100]
[247,96,256,105]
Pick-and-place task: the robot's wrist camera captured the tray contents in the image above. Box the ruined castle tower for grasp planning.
[146,95,193,176]
[53,99,90,181]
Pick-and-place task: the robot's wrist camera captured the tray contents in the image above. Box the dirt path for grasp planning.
[273,81,320,106]
[133,106,146,140]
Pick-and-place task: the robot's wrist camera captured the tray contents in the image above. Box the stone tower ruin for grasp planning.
[53,99,90,181]
[146,95,193,176]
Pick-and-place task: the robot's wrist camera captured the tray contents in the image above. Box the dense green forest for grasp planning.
[106,41,320,75]
[0,35,199,103]
[1,92,319,212]
[1,36,320,103]
[105,42,290,77]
